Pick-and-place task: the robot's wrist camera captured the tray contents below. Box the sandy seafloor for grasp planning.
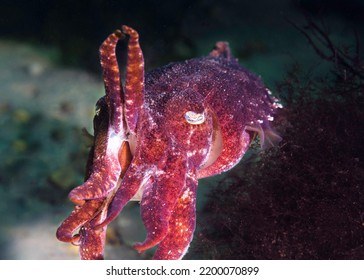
[0,0,362,259]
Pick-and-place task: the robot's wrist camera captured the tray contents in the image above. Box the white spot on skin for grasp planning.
[180,188,191,200]
[274,102,283,109]
[186,130,194,146]
[187,150,197,157]
[155,170,166,176]
[199,148,208,155]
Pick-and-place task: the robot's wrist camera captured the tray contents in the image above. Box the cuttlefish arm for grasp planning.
[58,129,133,260]
[56,97,109,244]
[56,199,104,243]
[68,30,127,204]
[123,25,145,135]
[56,117,107,258]
[133,152,188,252]
[153,174,197,260]
[131,88,213,256]
[78,202,108,260]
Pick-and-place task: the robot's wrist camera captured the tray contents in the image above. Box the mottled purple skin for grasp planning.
[144,55,278,178]
[146,56,275,128]
[56,26,281,260]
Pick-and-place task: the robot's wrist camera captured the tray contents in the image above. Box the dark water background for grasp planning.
[0,0,363,259]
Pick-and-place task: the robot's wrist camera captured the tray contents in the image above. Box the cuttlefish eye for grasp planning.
[184,111,206,125]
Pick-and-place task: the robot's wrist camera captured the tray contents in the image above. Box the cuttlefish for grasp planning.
[56,25,282,260]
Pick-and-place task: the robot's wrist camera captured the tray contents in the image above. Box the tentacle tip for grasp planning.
[132,242,146,254]
[55,228,66,242]
[68,191,85,205]
[122,25,138,37]
[121,25,130,32]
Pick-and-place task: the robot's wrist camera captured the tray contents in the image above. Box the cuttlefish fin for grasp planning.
[246,122,282,149]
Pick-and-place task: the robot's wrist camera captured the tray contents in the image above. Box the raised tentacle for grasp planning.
[122,25,145,134]
[153,174,197,260]
[99,29,125,133]
[133,153,187,252]
[68,30,127,204]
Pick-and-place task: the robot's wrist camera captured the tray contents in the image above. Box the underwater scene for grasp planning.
[0,0,363,259]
